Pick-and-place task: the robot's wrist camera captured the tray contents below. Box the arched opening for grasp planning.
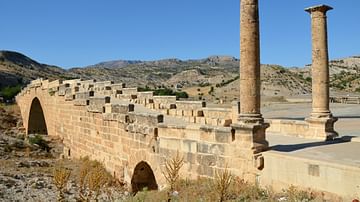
[131,161,158,193]
[28,97,48,135]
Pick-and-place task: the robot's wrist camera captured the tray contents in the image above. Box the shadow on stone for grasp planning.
[270,138,351,152]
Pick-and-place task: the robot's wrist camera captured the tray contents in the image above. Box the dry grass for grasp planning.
[87,162,111,200]
[214,167,233,202]
[78,157,92,200]
[162,152,184,192]
[53,163,71,201]
[77,157,111,201]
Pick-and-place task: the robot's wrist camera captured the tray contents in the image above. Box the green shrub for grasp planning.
[29,134,50,152]
[137,86,188,99]
[0,85,22,101]
[208,86,214,95]
[216,76,239,88]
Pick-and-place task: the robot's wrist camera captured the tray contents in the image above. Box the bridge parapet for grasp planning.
[19,78,237,128]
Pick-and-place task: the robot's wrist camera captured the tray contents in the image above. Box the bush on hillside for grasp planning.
[0,85,21,101]
[138,86,189,99]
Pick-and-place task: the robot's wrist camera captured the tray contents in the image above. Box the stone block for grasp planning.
[87,97,111,113]
[182,140,197,153]
[209,144,225,155]
[104,103,134,114]
[197,165,214,177]
[128,112,164,125]
[58,84,70,96]
[121,88,138,95]
[214,128,232,143]
[197,143,209,154]
[175,101,206,110]
[197,154,216,167]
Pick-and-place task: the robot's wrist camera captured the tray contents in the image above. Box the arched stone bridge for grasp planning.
[17,78,262,191]
[16,78,360,198]
[15,1,360,198]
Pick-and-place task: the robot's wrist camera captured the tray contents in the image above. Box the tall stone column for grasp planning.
[238,0,262,123]
[231,0,268,182]
[305,5,338,140]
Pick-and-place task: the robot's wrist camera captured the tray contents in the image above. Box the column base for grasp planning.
[237,113,264,124]
[305,114,338,141]
[231,121,269,154]
[230,121,269,178]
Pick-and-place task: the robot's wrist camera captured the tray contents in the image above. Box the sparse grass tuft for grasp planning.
[214,167,233,202]
[77,157,111,201]
[283,185,315,202]
[53,163,71,202]
[162,152,184,192]
[87,161,111,200]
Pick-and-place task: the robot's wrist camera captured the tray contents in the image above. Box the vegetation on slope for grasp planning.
[138,86,189,99]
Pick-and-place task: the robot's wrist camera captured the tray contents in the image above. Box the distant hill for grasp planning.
[0,51,75,88]
[0,50,359,102]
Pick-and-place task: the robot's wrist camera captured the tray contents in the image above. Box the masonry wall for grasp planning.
[16,79,253,188]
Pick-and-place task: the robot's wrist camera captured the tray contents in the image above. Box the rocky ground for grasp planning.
[0,105,128,202]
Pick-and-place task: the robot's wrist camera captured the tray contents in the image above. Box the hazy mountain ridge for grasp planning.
[0,50,359,100]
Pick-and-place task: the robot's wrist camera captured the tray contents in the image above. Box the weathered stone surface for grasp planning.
[305,4,338,140]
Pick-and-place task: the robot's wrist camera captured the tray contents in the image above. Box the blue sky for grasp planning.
[0,0,359,68]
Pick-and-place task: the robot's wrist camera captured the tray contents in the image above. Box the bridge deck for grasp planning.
[267,133,360,167]
[263,102,360,137]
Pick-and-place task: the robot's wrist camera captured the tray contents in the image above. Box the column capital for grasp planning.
[305,4,333,14]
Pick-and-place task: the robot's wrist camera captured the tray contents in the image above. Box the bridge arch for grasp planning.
[27,97,48,135]
[131,161,158,193]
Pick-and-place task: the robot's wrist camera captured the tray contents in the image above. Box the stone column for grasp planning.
[305,5,338,140]
[231,0,268,182]
[238,0,262,123]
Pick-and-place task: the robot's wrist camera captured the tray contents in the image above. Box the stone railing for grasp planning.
[330,96,360,104]
[20,78,236,127]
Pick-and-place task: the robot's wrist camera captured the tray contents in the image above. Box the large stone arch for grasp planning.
[130,161,158,193]
[27,97,48,135]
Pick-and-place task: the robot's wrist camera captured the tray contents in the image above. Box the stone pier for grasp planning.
[231,0,268,181]
[305,5,338,140]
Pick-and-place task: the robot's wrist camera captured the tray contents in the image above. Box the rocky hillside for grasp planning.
[291,56,360,94]
[1,50,359,101]
[69,56,239,88]
[0,51,74,88]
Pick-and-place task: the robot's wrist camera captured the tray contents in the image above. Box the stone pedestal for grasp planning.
[231,122,269,182]
[232,122,269,154]
[305,4,338,140]
[306,116,338,140]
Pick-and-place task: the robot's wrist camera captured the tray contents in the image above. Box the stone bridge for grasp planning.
[16,78,260,192]
[15,2,360,198]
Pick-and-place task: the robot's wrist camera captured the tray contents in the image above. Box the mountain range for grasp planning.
[1,50,359,101]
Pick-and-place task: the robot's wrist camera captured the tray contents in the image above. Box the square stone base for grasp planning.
[305,116,338,140]
[231,122,269,153]
[229,122,269,181]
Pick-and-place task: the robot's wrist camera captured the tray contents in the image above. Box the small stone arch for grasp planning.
[131,161,158,193]
[27,97,48,135]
